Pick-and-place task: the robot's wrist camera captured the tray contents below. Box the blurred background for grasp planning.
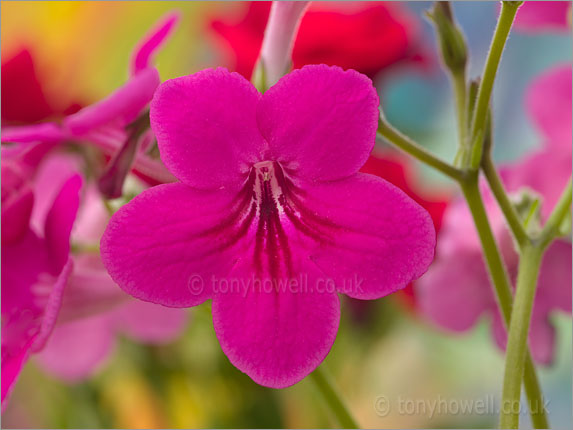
[1,1,571,428]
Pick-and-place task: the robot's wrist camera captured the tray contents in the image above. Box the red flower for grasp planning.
[1,49,81,125]
[1,50,55,124]
[210,1,422,80]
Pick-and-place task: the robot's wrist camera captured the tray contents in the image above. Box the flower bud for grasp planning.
[426,2,467,73]
[512,188,542,235]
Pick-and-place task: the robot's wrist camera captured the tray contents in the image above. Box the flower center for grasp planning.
[251,161,292,278]
[252,161,286,217]
[200,161,336,281]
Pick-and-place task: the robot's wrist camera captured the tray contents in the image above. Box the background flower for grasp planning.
[512,0,571,33]
[210,1,424,80]
[417,62,572,365]
[1,148,81,407]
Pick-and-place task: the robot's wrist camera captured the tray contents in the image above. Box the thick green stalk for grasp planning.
[500,178,571,428]
[311,366,359,429]
[499,245,544,429]
[461,178,549,429]
[468,2,521,169]
[379,120,549,427]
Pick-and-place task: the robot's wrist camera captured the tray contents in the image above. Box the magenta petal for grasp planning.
[130,12,180,76]
[65,68,160,136]
[31,153,83,234]
[1,162,34,245]
[526,64,572,150]
[1,123,65,144]
[101,183,242,307]
[36,315,115,381]
[2,231,51,315]
[1,142,58,171]
[150,68,266,189]
[1,348,29,408]
[257,65,379,182]
[117,301,187,343]
[30,259,74,352]
[212,259,340,388]
[1,189,32,245]
[1,253,72,404]
[44,175,82,273]
[307,174,435,299]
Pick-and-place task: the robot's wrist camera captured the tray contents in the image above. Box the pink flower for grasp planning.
[513,1,571,32]
[34,157,188,382]
[2,147,188,400]
[1,149,81,406]
[36,255,188,381]
[417,192,571,365]
[101,65,436,388]
[416,65,572,365]
[1,12,180,186]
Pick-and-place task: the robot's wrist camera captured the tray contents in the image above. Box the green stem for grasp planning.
[379,114,548,428]
[310,366,359,429]
[461,178,549,429]
[499,178,571,428]
[469,1,521,169]
[499,245,544,429]
[377,116,465,182]
[539,178,572,247]
[482,155,529,248]
[103,199,116,216]
[522,354,549,428]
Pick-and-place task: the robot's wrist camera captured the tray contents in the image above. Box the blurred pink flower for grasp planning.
[1,12,180,186]
[504,64,572,219]
[37,298,188,381]
[417,192,571,365]
[513,1,571,32]
[33,157,188,382]
[2,147,187,400]
[417,64,573,365]
[1,149,81,407]
[100,65,436,388]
